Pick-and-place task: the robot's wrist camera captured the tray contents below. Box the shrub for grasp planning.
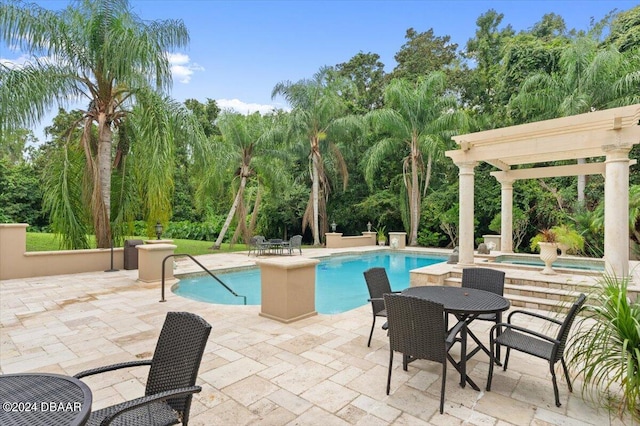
[567,274,640,422]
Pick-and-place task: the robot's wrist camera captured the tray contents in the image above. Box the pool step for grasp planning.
[442,276,595,313]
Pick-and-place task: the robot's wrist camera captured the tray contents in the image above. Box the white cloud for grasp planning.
[216,98,278,115]
[0,54,42,69]
[167,52,203,84]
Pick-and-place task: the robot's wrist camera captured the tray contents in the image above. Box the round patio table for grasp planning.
[0,373,92,426]
[402,285,510,390]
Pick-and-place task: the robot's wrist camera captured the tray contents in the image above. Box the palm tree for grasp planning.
[201,112,283,249]
[509,36,638,203]
[364,73,467,246]
[272,67,360,246]
[0,0,207,248]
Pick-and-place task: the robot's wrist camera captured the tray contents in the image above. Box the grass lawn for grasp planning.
[26,233,248,256]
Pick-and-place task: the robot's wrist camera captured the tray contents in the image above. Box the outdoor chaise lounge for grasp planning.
[486,293,586,407]
[75,312,211,425]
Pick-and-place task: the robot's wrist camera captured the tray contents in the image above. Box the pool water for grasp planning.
[173,252,446,314]
[493,255,604,271]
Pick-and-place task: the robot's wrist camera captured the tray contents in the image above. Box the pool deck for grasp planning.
[1,247,633,425]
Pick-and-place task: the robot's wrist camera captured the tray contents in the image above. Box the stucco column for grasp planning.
[497,175,515,253]
[456,161,477,266]
[604,146,631,277]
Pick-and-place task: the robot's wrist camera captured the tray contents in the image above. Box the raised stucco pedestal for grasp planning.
[388,232,407,249]
[137,243,176,283]
[256,257,320,323]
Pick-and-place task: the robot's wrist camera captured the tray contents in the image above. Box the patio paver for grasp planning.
[0,248,632,425]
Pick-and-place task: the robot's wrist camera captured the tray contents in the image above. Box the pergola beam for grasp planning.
[490,160,637,181]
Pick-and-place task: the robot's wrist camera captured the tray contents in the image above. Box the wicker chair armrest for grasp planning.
[74,360,152,379]
[445,320,466,345]
[507,309,563,325]
[367,297,384,303]
[491,323,560,345]
[99,386,202,426]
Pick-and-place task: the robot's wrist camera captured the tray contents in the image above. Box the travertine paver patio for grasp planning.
[0,249,631,425]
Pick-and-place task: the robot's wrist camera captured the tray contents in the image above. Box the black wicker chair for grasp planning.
[383,293,466,414]
[248,236,267,256]
[287,235,303,255]
[75,312,212,425]
[486,293,586,407]
[461,267,506,361]
[363,267,400,347]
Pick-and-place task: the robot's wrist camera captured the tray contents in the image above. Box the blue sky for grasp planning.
[1,0,638,140]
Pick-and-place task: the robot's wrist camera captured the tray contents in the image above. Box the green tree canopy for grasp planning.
[391,28,459,82]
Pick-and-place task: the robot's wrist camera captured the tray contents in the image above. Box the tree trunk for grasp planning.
[409,139,420,246]
[213,174,247,249]
[312,150,321,246]
[95,114,113,248]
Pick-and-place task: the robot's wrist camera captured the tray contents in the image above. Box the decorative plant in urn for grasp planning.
[530,228,559,274]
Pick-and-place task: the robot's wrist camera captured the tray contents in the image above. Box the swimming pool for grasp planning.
[173,252,446,314]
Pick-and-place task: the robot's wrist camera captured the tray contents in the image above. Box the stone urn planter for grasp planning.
[538,242,558,275]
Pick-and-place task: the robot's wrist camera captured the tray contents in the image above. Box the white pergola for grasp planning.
[445,104,640,277]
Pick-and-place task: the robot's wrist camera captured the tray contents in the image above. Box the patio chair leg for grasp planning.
[386,350,394,395]
[495,315,502,365]
[503,348,511,371]
[551,365,561,407]
[486,334,494,391]
[440,361,446,414]
[561,357,573,393]
[367,316,376,347]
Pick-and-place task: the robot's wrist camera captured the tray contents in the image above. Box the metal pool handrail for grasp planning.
[160,253,247,305]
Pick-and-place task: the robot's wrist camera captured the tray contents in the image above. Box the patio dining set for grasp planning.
[364,266,586,414]
[248,235,302,256]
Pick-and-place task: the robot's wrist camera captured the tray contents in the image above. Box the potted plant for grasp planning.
[530,228,558,274]
[567,274,640,422]
[376,226,387,246]
[551,224,584,256]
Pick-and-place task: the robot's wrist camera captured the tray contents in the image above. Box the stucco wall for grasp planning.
[325,232,376,249]
[0,224,124,280]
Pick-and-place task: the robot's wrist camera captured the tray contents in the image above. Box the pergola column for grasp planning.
[456,161,477,266]
[604,146,632,277]
[496,174,515,253]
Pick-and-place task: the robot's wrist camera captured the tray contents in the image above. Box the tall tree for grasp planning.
[0,0,207,248]
[333,52,386,114]
[605,5,640,52]
[462,9,514,118]
[0,128,36,164]
[272,67,360,245]
[202,112,282,249]
[364,73,467,246]
[391,28,459,82]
